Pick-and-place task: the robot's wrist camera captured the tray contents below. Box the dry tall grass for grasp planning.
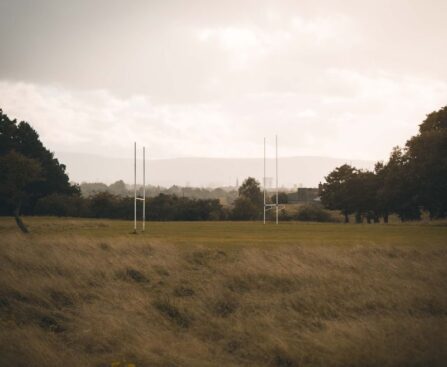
[0,221,446,366]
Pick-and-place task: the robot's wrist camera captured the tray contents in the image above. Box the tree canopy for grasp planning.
[320,164,357,222]
[406,106,447,218]
[0,109,79,230]
[320,105,447,222]
[231,177,263,220]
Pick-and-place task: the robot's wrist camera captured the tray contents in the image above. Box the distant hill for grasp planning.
[56,152,375,188]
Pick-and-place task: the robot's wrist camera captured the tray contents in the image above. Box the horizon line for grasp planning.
[56,150,378,163]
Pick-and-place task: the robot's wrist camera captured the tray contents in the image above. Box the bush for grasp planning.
[231,196,261,220]
[295,204,335,222]
[34,192,225,221]
[34,194,87,217]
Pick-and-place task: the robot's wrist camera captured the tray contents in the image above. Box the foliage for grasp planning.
[0,109,79,217]
[108,180,128,196]
[147,194,224,221]
[231,196,260,220]
[270,192,288,204]
[34,192,225,221]
[319,164,358,222]
[406,106,447,218]
[0,151,42,211]
[320,105,447,222]
[2,104,446,224]
[79,182,109,196]
[0,151,43,232]
[79,181,239,207]
[238,177,263,205]
[294,204,335,222]
[377,147,421,221]
[34,194,88,217]
[231,177,263,220]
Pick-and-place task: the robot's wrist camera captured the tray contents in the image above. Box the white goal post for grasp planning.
[134,142,146,233]
[263,135,282,224]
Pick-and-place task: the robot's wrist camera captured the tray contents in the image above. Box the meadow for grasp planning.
[0,217,446,367]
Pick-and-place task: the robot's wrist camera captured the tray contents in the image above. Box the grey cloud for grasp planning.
[1,0,446,102]
[0,0,446,170]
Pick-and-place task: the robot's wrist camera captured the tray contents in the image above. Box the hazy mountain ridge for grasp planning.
[57,152,375,188]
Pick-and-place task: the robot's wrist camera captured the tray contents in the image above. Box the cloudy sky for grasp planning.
[1,0,446,161]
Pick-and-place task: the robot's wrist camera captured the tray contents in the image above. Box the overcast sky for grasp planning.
[1,0,446,161]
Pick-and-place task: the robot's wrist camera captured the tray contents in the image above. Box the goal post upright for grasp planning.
[263,135,280,225]
[142,146,146,232]
[263,137,266,225]
[276,134,278,225]
[134,142,137,233]
[133,142,147,234]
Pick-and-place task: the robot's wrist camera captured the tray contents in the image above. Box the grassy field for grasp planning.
[0,217,446,367]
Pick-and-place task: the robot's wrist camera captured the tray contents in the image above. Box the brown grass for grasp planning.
[0,219,446,366]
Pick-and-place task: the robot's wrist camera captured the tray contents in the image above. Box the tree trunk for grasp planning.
[14,204,29,234]
[383,213,389,224]
[344,212,349,223]
[355,212,362,223]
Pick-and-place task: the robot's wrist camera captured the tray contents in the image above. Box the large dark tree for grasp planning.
[319,164,357,223]
[374,161,390,223]
[377,147,421,221]
[349,170,379,223]
[406,106,447,218]
[0,109,79,230]
[0,151,42,232]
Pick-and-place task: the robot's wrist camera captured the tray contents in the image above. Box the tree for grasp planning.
[418,106,447,132]
[0,151,41,233]
[319,164,357,223]
[319,105,446,223]
[374,161,390,223]
[109,180,129,196]
[380,147,421,221]
[231,196,260,220]
[0,109,79,225]
[231,177,263,220]
[238,177,263,205]
[35,193,88,217]
[295,204,333,222]
[349,170,379,223]
[406,106,447,218]
[80,182,109,197]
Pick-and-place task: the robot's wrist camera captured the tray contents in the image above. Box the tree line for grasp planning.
[79,180,239,205]
[2,105,445,231]
[319,106,447,222]
[0,109,287,229]
[0,110,79,231]
[34,192,225,221]
[33,178,293,221]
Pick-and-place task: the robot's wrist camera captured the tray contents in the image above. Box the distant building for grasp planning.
[297,188,319,202]
[287,187,320,203]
